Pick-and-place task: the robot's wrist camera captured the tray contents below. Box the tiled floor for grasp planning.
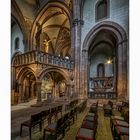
[11,101,121,140]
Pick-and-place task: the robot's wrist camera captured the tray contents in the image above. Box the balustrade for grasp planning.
[12,50,74,69]
[89,77,116,99]
[89,92,116,99]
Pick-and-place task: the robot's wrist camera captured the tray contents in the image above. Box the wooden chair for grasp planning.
[68,109,75,125]
[113,126,129,140]
[76,128,95,140]
[120,135,129,140]
[57,105,63,118]
[104,101,113,117]
[81,120,97,133]
[20,113,42,139]
[110,115,124,131]
[41,109,50,125]
[48,107,57,124]
[111,119,129,134]
[43,117,65,140]
[63,112,70,131]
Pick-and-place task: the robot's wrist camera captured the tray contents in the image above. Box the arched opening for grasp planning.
[22,74,36,101]
[15,37,19,50]
[31,1,72,59]
[17,68,37,103]
[88,30,116,98]
[96,0,109,21]
[40,71,67,102]
[82,21,128,99]
[97,63,105,77]
[11,17,25,56]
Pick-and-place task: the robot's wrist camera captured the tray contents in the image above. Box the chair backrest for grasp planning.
[108,100,113,108]
[57,118,63,128]
[70,109,74,116]
[31,113,41,123]
[63,113,69,122]
[41,109,50,118]
[51,107,56,113]
[74,107,77,113]
[58,105,62,111]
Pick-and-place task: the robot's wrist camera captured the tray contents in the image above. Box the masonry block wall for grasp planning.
[81,0,129,45]
[90,54,113,78]
[11,24,25,57]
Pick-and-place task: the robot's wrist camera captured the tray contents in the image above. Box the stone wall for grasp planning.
[81,0,129,45]
[90,54,113,78]
[11,24,25,57]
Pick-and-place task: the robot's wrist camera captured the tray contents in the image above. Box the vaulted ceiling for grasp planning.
[40,6,71,56]
[13,0,72,57]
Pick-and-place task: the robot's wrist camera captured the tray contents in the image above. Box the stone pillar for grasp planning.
[18,82,22,103]
[80,49,88,99]
[35,81,42,103]
[72,0,83,98]
[11,66,16,90]
[11,66,16,104]
[117,40,127,98]
[113,56,117,92]
[66,84,71,101]
[122,41,128,99]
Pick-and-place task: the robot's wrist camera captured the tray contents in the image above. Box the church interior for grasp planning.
[11,0,129,140]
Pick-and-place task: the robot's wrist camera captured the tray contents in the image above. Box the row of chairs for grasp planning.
[78,100,87,113]
[20,105,63,139]
[43,106,78,140]
[110,115,129,140]
[104,100,113,116]
[65,99,78,111]
[20,99,87,139]
[76,105,98,140]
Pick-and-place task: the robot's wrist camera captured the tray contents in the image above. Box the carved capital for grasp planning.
[72,19,84,26]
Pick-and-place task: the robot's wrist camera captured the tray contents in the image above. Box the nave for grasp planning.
[11,99,129,140]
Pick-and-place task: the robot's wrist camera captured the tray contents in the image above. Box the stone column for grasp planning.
[117,40,127,98]
[66,84,71,101]
[122,41,128,99]
[113,56,117,92]
[35,81,42,103]
[80,49,88,99]
[11,66,16,104]
[18,82,22,103]
[72,0,83,98]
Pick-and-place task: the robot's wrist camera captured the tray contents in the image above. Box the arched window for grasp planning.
[96,0,109,21]
[97,63,105,77]
[15,37,19,50]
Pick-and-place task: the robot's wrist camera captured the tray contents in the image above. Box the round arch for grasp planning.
[81,21,128,98]
[30,0,72,50]
[38,67,68,82]
[82,21,127,51]
[16,67,37,83]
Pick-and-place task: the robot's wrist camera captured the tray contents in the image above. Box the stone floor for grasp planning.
[11,100,121,140]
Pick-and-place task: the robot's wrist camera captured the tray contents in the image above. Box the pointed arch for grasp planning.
[30,0,72,50]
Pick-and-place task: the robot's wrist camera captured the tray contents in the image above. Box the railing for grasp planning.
[13,50,74,69]
[89,76,116,99]
[88,92,117,99]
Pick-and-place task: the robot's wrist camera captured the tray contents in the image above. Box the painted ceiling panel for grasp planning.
[42,14,67,28]
[43,28,60,48]
[15,0,37,20]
